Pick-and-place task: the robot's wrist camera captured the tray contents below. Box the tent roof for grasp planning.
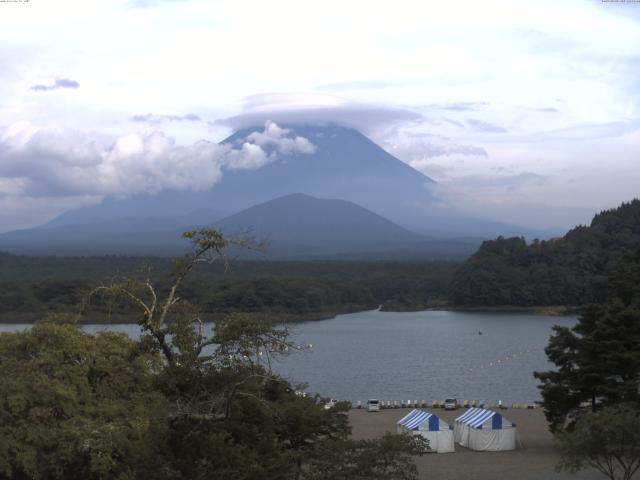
[455,407,482,423]
[397,409,442,431]
[455,408,507,429]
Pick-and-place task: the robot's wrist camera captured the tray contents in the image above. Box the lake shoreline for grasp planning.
[445,305,582,316]
[0,309,365,325]
[0,304,581,325]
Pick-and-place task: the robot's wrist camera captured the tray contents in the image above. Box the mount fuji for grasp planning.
[0,124,542,257]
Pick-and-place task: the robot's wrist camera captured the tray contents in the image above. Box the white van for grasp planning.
[444,398,458,410]
[366,399,380,412]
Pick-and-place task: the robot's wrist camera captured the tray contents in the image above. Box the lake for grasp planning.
[0,309,575,404]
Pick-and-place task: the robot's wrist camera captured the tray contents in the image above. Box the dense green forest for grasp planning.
[450,199,640,306]
[0,253,457,322]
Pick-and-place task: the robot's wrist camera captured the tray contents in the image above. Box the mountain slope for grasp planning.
[213,125,435,221]
[41,124,537,238]
[211,193,481,259]
[191,125,546,238]
[0,217,189,255]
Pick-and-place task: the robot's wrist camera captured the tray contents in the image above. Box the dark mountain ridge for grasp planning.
[0,193,480,259]
[215,193,421,244]
[212,193,479,259]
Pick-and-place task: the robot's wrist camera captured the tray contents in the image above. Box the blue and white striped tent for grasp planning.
[454,408,517,451]
[397,409,454,453]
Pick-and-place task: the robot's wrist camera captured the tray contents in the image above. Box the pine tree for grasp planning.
[535,250,640,432]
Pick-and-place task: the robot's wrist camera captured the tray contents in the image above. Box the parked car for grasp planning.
[323,398,338,410]
[444,398,458,410]
[366,399,380,412]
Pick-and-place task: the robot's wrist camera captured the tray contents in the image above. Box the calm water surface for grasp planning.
[0,309,575,404]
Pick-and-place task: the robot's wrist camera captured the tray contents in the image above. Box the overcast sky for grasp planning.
[0,0,639,232]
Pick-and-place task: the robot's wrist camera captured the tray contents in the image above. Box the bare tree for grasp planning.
[89,229,300,419]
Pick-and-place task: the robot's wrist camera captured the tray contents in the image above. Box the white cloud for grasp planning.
[246,120,316,156]
[368,123,488,181]
[0,121,315,230]
[0,123,225,198]
[0,120,314,198]
[224,142,269,171]
[131,113,202,124]
[30,78,80,92]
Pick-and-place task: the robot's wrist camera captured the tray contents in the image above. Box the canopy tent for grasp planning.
[454,407,517,451]
[397,409,454,453]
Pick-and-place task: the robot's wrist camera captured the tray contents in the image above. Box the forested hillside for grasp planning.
[450,199,640,306]
[0,255,456,322]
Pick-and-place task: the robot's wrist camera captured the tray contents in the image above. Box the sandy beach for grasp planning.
[349,407,610,480]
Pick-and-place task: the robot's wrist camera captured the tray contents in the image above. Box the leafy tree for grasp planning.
[0,318,168,480]
[556,404,640,480]
[303,433,429,480]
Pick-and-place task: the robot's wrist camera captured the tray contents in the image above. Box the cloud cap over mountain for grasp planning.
[219,93,423,134]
